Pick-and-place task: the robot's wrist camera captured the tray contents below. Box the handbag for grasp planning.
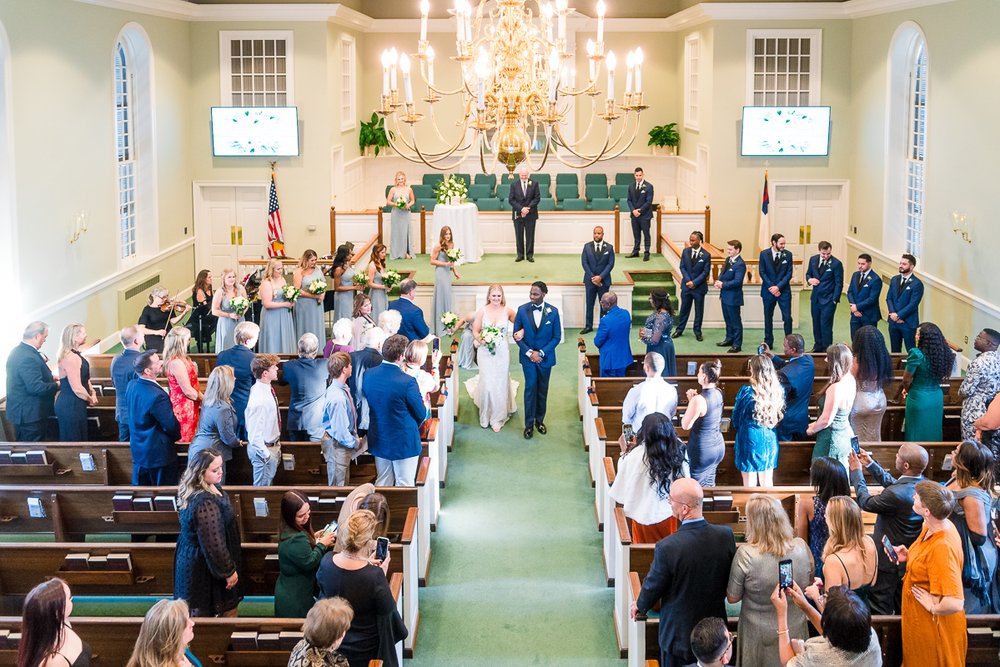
[955,492,993,609]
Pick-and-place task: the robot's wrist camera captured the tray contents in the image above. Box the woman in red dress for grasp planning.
[164,326,202,442]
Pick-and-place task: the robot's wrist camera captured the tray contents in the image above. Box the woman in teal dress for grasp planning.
[258,257,297,354]
[808,344,858,472]
[732,355,786,487]
[293,249,327,352]
[902,322,954,441]
[431,226,461,336]
[275,491,336,617]
[366,243,389,320]
[331,244,361,324]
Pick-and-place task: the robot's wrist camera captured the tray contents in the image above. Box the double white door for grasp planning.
[770,182,847,283]
[194,183,270,279]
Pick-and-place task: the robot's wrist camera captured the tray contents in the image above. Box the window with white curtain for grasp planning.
[746,29,822,106]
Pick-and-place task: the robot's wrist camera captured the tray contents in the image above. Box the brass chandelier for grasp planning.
[378,0,649,174]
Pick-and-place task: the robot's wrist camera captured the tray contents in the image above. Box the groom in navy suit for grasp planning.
[513,281,561,440]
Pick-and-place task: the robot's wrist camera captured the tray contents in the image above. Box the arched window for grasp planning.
[113,24,157,266]
[0,19,19,344]
[885,23,928,256]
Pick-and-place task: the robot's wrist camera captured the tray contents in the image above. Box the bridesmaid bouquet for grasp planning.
[382,269,402,291]
[445,247,464,266]
[306,279,327,295]
[352,273,369,289]
[480,324,503,355]
[394,196,408,209]
[441,311,460,334]
[229,296,250,317]
[281,285,301,302]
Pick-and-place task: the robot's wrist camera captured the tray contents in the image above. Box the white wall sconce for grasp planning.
[951,211,972,244]
[69,211,88,244]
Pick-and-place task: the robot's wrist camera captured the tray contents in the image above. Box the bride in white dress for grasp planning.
[464,284,519,432]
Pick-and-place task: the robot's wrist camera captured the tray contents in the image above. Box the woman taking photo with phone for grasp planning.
[275,490,336,618]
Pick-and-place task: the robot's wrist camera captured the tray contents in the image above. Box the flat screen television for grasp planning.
[740,106,831,157]
[210,106,300,157]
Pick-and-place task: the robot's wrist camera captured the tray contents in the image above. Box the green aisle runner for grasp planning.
[409,342,624,666]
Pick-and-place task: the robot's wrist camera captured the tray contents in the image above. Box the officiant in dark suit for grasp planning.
[580,225,615,334]
[508,165,541,263]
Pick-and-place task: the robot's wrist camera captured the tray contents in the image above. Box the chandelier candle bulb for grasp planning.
[596,0,605,46]
[587,39,596,81]
[400,53,413,104]
[389,47,398,92]
[542,3,553,42]
[426,46,435,86]
[381,50,390,96]
[420,0,429,43]
[606,50,616,101]
[464,0,472,44]
[625,50,634,96]
[455,0,465,42]
[635,47,644,94]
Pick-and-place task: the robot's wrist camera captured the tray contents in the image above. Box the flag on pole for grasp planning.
[266,171,286,258]
[757,170,770,252]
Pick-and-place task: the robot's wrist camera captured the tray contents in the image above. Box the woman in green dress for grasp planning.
[275,490,337,617]
[901,322,955,442]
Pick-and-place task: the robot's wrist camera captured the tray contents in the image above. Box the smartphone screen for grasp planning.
[850,436,861,455]
[432,337,440,353]
[623,423,634,441]
[778,559,793,588]
[757,344,767,355]
[375,536,390,562]
[322,520,338,536]
[882,535,899,564]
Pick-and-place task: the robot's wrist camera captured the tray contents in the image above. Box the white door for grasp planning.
[771,183,846,284]
[194,183,269,280]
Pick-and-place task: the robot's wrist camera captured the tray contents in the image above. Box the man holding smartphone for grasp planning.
[848,443,928,614]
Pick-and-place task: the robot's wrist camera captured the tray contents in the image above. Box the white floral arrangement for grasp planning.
[394,196,408,209]
[352,272,369,289]
[434,175,468,204]
[479,324,504,355]
[229,296,250,317]
[281,285,301,302]
[445,247,464,266]
[440,311,460,334]
[306,279,327,295]
[382,269,402,292]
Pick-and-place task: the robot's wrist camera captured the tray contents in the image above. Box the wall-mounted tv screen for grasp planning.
[211,106,300,157]
[740,106,831,157]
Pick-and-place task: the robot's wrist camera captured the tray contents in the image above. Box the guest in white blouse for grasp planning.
[622,353,678,429]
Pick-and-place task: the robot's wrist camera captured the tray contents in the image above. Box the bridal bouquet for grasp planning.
[394,196,408,209]
[434,175,468,204]
[480,324,504,355]
[281,285,301,302]
[440,311,460,334]
[382,269,402,292]
[445,247,464,265]
[229,296,250,317]
[306,278,327,295]
[352,272,369,289]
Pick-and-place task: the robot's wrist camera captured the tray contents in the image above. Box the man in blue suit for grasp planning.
[626,167,654,261]
[886,253,924,353]
[508,165,541,262]
[513,281,561,439]
[593,292,633,377]
[388,279,430,341]
[110,326,143,441]
[5,321,59,441]
[767,334,816,441]
[580,225,615,334]
[846,253,883,341]
[805,241,844,352]
[216,321,258,438]
[126,350,182,485]
[672,231,710,341]
[714,240,746,353]
[758,233,794,349]
[362,334,427,486]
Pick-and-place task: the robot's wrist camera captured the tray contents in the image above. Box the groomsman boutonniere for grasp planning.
[527,180,532,186]
[544,306,552,317]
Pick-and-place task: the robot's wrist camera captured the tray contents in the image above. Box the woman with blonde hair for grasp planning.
[818,496,877,607]
[125,599,199,667]
[366,243,389,319]
[55,323,97,441]
[350,293,376,351]
[188,366,239,482]
[465,284,518,432]
[258,257,296,354]
[174,448,243,618]
[431,226,461,336]
[211,268,248,353]
[728,494,814,666]
[808,344,857,472]
[387,171,414,259]
[292,249,327,351]
[732,355,785,487]
[403,339,441,417]
[163,326,202,442]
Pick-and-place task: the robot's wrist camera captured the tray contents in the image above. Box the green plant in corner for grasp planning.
[359,112,392,156]
[647,122,680,150]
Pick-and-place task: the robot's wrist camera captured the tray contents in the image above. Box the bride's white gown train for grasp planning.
[464,315,518,430]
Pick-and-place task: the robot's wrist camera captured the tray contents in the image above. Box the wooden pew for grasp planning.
[581,351,910,379]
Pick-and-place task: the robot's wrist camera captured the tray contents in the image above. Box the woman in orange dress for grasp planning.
[164,326,202,442]
[890,480,967,667]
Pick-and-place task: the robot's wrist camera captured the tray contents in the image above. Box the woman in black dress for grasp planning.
[138,287,190,353]
[174,448,243,617]
[18,578,92,667]
[187,270,217,353]
[55,323,97,441]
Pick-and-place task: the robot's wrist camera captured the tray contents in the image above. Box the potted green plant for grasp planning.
[359,112,392,157]
[647,122,680,156]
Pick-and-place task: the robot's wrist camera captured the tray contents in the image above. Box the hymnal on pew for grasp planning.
[154,495,177,511]
[25,450,47,464]
[132,497,154,512]
[107,553,132,571]
[112,494,134,511]
[256,632,280,649]
[229,631,258,650]
[279,631,304,649]
[0,450,10,464]
[88,555,109,570]
[63,553,90,571]
[11,452,27,464]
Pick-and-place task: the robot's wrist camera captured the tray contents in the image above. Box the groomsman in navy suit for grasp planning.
[847,253,883,341]
[593,292,633,377]
[714,240,746,353]
[758,233,794,349]
[513,281,561,440]
[580,225,615,334]
[626,167,654,261]
[886,253,924,353]
[805,241,844,352]
[672,231,711,341]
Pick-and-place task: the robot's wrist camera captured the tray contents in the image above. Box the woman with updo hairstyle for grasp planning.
[901,321,955,441]
[125,599,199,667]
[316,509,407,667]
[287,597,353,667]
[258,257,297,354]
[403,339,440,417]
[849,325,893,442]
[944,439,997,612]
[680,359,725,486]
[292,249,328,351]
[275,490,336,617]
[17,578,91,667]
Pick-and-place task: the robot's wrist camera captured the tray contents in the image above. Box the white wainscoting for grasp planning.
[676,156,698,211]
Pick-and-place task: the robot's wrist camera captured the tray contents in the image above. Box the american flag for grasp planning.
[757,170,770,252]
[267,172,286,258]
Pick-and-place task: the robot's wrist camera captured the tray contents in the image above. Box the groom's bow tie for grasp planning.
[531,304,544,311]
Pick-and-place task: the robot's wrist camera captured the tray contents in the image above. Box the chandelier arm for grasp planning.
[386,113,474,162]
[548,123,615,169]
[522,137,553,173]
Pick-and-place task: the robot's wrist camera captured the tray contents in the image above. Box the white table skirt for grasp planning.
[432,203,483,263]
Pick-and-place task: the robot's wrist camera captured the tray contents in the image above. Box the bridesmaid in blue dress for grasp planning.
[455,311,478,371]
[732,355,785,487]
[292,249,327,351]
[331,243,360,324]
[212,268,248,353]
[366,243,389,320]
[258,257,297,354]
[431,226,461,336]
[55,323,97,440]
[639,288,677,377]
[387,171,415,259]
